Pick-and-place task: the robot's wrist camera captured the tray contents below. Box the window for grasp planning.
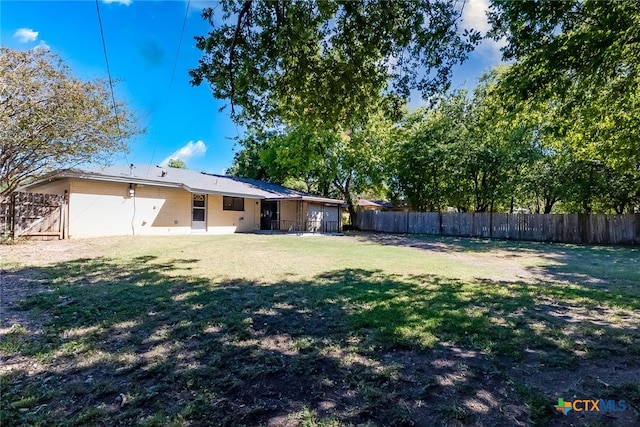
[223,196,244,211]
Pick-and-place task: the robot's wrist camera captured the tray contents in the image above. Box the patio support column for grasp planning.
[296,200,304,233]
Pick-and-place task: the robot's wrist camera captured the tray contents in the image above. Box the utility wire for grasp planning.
[95,0,130,166]
[169,0,191,100]
[146,0,192,176]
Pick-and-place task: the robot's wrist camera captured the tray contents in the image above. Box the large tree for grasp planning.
[190,0,480,127]
[488,0,640,210]
[167,159,188,169]
[0,48,140,196]
[393,69,537,213]
[230,113,394,223]
[392,91,472,212]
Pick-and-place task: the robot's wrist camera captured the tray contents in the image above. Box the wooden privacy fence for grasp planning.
[357,210,640,245]
[0,192,67,240]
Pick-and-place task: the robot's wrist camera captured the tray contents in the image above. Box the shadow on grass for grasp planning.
[2,256,639,426]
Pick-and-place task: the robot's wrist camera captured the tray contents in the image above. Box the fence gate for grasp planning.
[0,192,67,240]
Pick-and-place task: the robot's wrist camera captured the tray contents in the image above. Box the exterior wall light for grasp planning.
[128,184,135,197]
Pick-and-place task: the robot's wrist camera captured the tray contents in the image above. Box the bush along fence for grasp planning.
[356,210,640,245]
[0,192,67,240]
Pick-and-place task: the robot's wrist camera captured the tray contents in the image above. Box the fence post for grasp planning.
[579,214,588,244]
[489,212,493,239]
[470,212,474,237]
[406,210,409,234]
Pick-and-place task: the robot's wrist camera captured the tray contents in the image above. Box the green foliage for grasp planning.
[0,48,141,196]
[466,69,539,213]
[392,69,539,212]
[227,129,275,181]
[230,113,395,223]
[167,159,187,169]
[392,92,471,212]
[488,0,640,213]
[488,0,639,99]
[390,63,639,214]
[518,151,568,214]
[220,0,640,214]
[190,0,480,127]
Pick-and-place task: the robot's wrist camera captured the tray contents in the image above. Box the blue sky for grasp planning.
[1,0,502,174]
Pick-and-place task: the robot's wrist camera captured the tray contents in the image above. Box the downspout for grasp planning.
[129,184,136,236]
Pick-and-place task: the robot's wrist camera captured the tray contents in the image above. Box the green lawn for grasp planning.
[1,233,639,426]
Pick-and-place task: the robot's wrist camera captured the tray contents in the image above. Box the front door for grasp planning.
[191,194,207,230]
[260,200,279,230]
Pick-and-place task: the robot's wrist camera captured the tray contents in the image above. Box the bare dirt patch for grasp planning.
[349,232,550,283]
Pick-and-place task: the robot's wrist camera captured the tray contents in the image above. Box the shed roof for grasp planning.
[358,199,384,208]
[23,164,344,205]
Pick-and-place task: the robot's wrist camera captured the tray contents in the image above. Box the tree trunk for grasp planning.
[347,203,358,229]
[544,198,554,214]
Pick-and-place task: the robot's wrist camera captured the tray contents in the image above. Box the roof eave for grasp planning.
[76,173,183,189]
[264,195,345,205]
[21,168,345,204]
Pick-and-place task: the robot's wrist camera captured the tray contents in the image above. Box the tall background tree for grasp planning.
[392,69,538,214]
[167,159,188,169]
[193,0,480,217]
[0,48,140,196]
[190,0,480,128]
[392,91,472,212]
[199,1,639,215]
[487,0,640,213]
[229,112,394,224]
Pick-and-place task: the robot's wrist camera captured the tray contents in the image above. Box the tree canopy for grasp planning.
[229,112,394,223]
[207,1,639,215]
[487,0,640,212]
[167,159,188,169]
[0,48,140,196]
[392,69,538,213]
[488,0,640,92]
[190,0,480,127]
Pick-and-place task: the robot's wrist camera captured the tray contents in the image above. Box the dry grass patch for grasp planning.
[1,234,639,426]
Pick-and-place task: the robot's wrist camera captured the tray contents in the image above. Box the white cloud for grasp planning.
[13,28,38,43]
[160,140,207,167]
[460,0,507,63]
[102,0,132,6]
[461,0,491,34]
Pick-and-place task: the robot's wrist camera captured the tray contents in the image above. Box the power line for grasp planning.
[169,0,191,99]
[146,0,192,175]
[95,0,130,166]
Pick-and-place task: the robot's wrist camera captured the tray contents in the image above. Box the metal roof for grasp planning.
[25,164,344,205]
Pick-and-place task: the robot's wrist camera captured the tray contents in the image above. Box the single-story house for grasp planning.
[20,164,344,238]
